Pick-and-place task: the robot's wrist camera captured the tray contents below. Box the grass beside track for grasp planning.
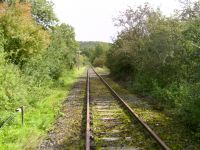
[0,67,85,150]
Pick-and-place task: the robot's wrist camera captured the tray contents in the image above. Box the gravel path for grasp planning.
[38,76,86,150]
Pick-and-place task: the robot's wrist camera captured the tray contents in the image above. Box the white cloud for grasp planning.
[52,0,181,42]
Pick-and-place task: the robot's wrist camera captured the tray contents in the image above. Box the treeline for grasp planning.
[80,41,111,67]
[107,1,200,132]
[0,0,78,110]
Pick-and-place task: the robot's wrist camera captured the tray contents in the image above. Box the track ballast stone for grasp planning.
[38,76,86,150]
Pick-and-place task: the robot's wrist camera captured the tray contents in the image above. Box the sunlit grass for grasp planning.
[94,66,110,74]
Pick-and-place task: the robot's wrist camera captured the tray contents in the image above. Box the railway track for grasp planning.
[86,68,170,150]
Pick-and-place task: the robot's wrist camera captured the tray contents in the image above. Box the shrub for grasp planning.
[180,83,200,131]
[0,4,50,66]
[93,56,105,67]
[0,50,29,110]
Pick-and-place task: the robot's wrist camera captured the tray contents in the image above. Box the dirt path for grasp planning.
[38,76,86,150]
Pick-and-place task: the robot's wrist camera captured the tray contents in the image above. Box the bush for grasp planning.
[180,83,200,131]
[151,82,189,108]
[93,56,105,67]
[0,4,50,66]
[0,50,29,110]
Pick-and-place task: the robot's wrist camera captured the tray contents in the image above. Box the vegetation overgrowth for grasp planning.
[0,0,86,149]
[0,68,85,150]
[106,1,200,135]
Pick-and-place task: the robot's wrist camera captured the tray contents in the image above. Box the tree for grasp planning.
[0,3,50,66]
[31,0,58,29]
[179,0,200,20]
[79,41,111,65]
[31,23,79,80]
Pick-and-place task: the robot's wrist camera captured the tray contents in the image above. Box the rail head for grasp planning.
[86,69,90,150]
[91,67,170,150]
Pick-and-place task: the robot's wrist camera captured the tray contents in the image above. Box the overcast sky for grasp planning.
[52,0,181,42]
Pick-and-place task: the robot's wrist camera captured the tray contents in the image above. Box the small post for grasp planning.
[21,106,24,127]
[16,106,24,127]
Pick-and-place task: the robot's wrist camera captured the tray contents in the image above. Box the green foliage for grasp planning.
[22,23,78,83]
[107,2,200,131]
[47,23,78,74]
[80,41,111,66]
[180,83,200,130]
[0,4,49,66]
[0,1,83,149]
[0,68,85,150]
[79,41,110,49]
[0,50,28,110]
[93,55,106,67]
[31,0,58,29]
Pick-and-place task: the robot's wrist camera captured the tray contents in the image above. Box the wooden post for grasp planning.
[21,106,24,127]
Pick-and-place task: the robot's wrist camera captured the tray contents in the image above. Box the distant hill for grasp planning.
[79,41,111,50]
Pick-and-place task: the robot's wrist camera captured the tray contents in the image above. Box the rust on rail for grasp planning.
[86,69,90,150]
[91,67,170,150]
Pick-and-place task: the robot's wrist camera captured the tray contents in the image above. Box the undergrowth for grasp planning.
[0,67,85,150]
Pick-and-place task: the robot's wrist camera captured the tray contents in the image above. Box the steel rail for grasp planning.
[91,67,170,150]
[86,69,90,150]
